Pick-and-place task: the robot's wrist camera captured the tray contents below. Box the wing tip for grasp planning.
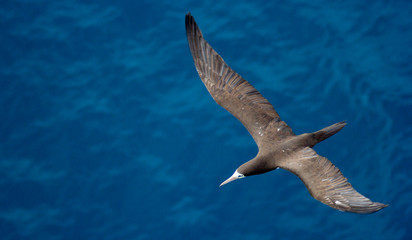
[346,202,388,214]
[373,202,389,211]
[185,12,191,33]
[185,12,192,25]
[185,12,196,36]
[185,12,203,50]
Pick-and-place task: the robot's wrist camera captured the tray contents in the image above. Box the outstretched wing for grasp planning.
[281,147,388,214]
[185,13,294,146]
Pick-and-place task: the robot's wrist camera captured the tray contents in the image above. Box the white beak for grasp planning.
[219,170,244,187]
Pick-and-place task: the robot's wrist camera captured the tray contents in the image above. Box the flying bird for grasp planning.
[185,12,387,214]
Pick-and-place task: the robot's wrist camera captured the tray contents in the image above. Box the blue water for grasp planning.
[1,0,411,239]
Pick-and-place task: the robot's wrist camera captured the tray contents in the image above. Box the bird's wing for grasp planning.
[185,13,294,146]
[280,147,387,214]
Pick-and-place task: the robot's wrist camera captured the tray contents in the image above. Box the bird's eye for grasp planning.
[238,174,244,178]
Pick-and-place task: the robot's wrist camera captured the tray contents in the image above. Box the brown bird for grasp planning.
[185,13,387,214]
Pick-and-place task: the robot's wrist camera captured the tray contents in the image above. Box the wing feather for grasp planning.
[185,13,294,145]
[281,147,388,214]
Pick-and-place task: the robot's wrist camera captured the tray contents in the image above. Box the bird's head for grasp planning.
[219,157,277,187]
[219,169,245,187]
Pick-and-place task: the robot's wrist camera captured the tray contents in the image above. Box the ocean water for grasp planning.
[1,0,411,239]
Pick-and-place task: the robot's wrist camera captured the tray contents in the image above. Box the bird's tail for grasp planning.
[312,121,347,144]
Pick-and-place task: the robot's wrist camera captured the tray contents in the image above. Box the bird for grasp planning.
[185,12,387,214]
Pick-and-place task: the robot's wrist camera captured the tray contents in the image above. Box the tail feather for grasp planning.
[312,121,347,144]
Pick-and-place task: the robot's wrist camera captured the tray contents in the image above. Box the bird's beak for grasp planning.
[219,170,243,187]
[219,175,238,187]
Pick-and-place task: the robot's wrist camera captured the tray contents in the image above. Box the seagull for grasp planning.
[185,12,387,214]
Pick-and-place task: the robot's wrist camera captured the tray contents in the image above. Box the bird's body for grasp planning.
[185,12,387,214]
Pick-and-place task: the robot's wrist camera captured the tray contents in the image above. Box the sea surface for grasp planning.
[1,0,411,239]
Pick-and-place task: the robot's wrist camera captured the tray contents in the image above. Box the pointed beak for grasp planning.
[219,170,245,187]
[219,175,238,187]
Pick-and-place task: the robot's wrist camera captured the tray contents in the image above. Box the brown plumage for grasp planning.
[185,13,387,214]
